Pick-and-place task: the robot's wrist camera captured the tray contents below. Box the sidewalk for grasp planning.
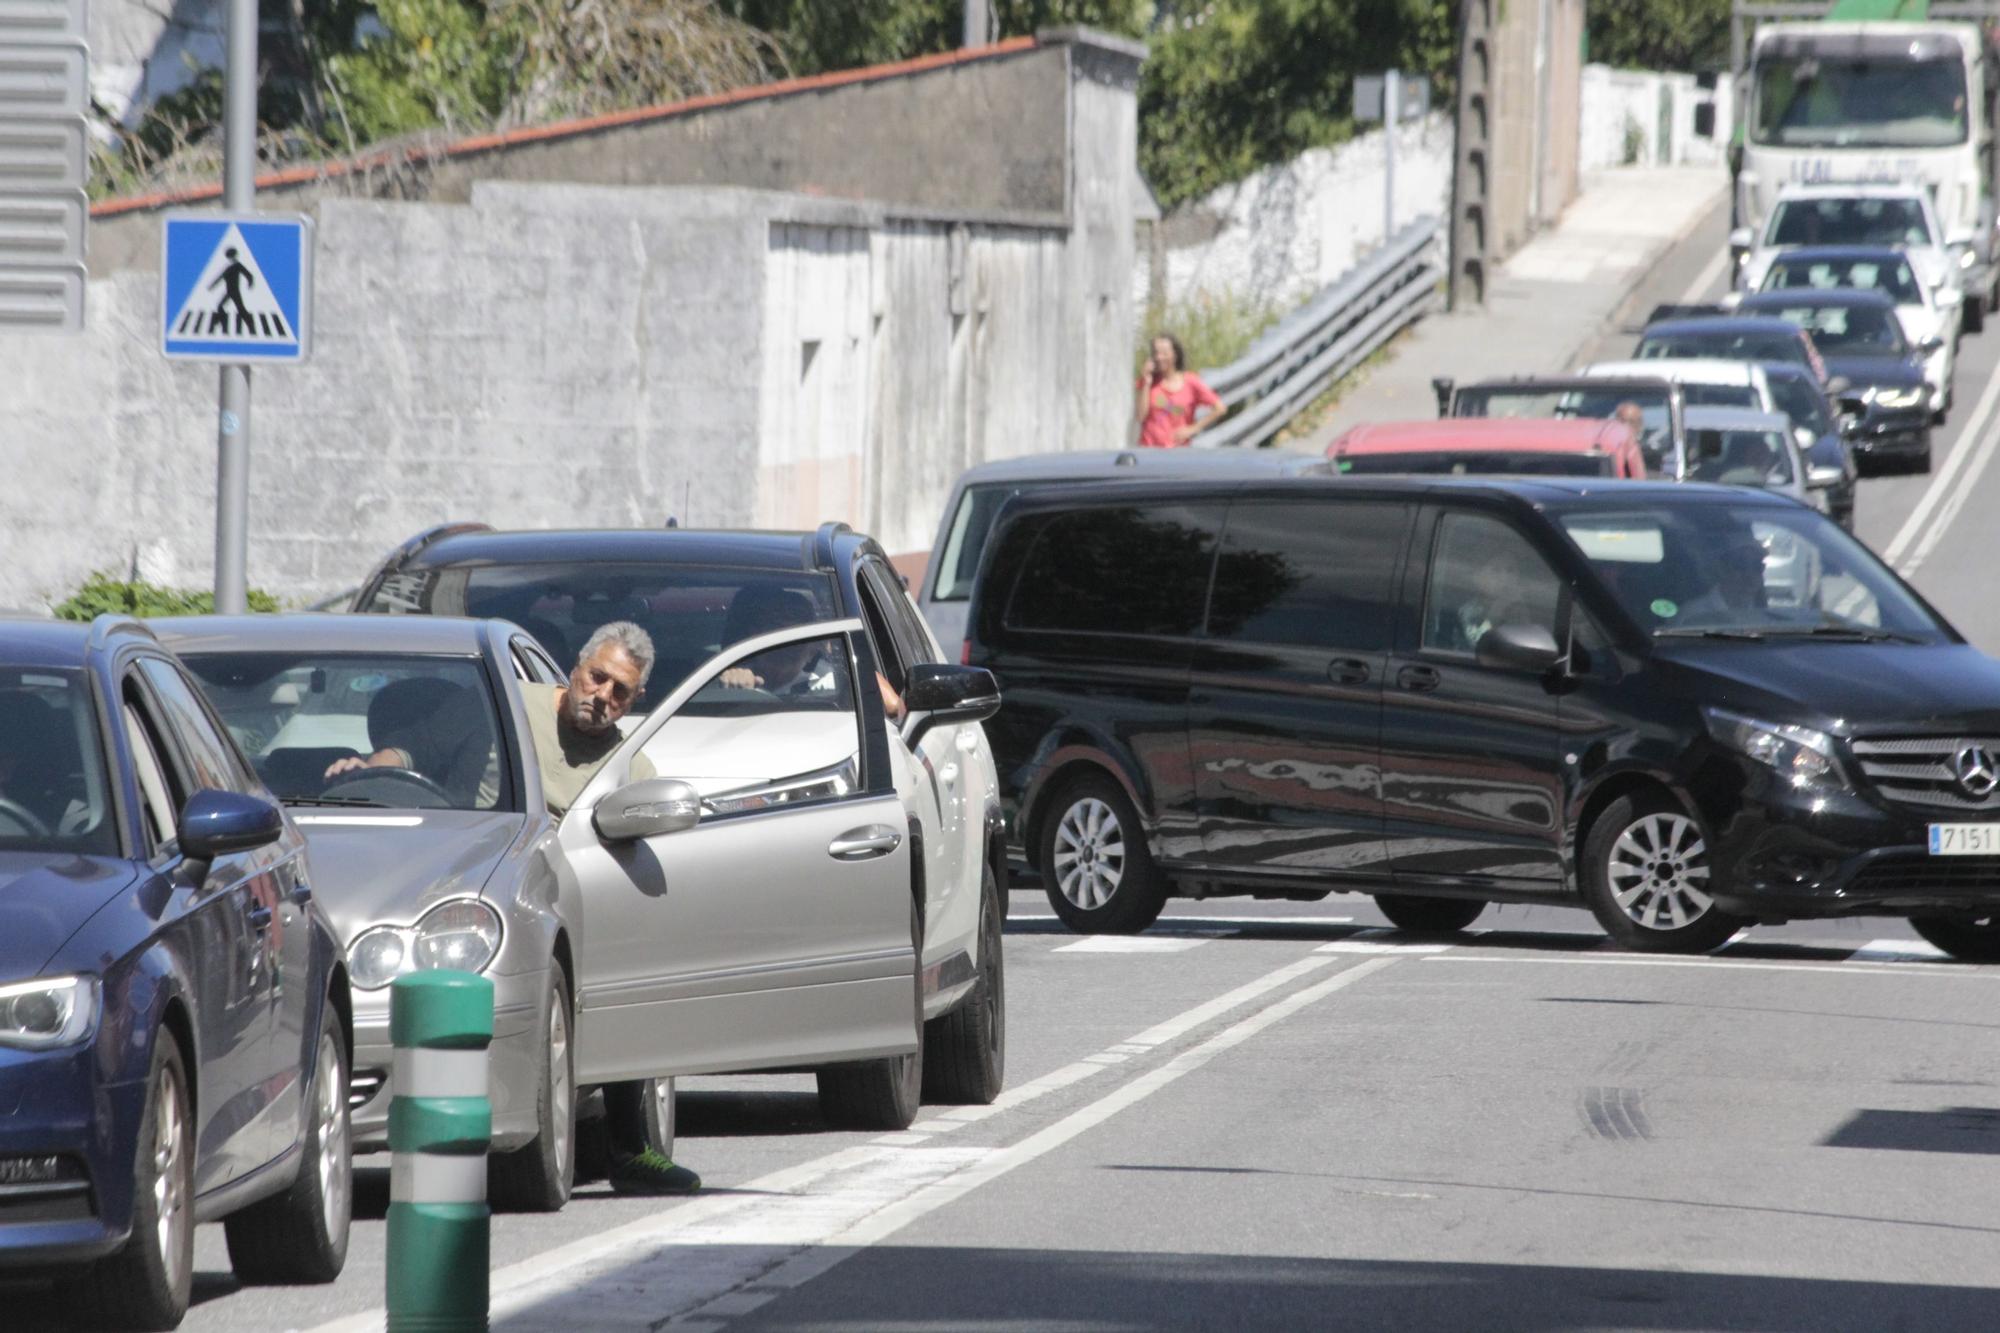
[1297,165,1730,450]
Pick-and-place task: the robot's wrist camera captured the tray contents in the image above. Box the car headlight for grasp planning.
[1959,245,1977,270]
[1705,708,1847,790]
[0,976,97,1049]
[413,900,502,974]
[347,900,502,990]
[1866,385,1925,410]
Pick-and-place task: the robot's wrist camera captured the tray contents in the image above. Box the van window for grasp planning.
[1423,514,1564,656]
[1004,504,1223,638]
[1207,501,1408,649]
[932,485,1013,603]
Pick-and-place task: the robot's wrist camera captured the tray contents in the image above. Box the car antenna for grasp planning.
[1115,452,1138,467]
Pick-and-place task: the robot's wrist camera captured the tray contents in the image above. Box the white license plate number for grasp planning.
[1929,824,2000,856]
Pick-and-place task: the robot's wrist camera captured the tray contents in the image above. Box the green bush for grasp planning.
[52,572,280,622]
[1139,289,1284,375]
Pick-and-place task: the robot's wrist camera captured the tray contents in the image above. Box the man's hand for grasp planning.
[720,666,765,690]
[877,673,905,722]
[324,748,407,780]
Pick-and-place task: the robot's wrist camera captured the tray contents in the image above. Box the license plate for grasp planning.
[1929,824,2000,855]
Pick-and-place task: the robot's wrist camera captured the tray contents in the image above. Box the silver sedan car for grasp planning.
[159,612,1001,1212]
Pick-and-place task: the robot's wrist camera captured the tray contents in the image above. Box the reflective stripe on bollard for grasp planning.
[387,971,493,1333]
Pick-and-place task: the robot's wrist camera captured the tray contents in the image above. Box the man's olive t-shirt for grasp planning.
[524,684,656,816]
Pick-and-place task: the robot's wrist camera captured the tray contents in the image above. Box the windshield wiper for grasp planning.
[1655,627,1767,640]
[285,794,389,808]
[1762,624,1925,644]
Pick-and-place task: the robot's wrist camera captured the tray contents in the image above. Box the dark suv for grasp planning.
[968,476,2000,960]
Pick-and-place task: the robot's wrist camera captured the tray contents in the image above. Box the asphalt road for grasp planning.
[18,199,2000,1333]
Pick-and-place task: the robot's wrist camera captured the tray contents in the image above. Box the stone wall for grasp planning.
[1580,65,1733,172]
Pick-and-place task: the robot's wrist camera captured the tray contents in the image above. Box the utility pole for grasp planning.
[213,0,257,613]
[1383,68,1400,240]
[962,0,989,48]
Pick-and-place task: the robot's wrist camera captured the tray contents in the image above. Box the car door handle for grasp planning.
[1328,658,1372,686]
[829,825,903,861]
[1396,665,1442,693]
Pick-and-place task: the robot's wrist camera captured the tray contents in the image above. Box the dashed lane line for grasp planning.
[1883,340,2000,572]
[1421,952,2000,978]
[1054,934,1223,953]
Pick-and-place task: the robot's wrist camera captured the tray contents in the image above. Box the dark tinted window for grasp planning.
[932,485,1013,602]
[1208,501,1408,648]
[1767,373,1832,435]
[1004,503,1223,637]
[1423,514,1564,656]
[0,667,116,856]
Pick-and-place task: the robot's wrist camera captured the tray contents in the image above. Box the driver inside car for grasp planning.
[718,586,905,720]
[322,677,498,804]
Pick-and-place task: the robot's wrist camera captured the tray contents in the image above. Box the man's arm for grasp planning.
[325,746,411,779]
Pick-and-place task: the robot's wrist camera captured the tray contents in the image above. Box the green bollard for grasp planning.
[387,970,494,1333]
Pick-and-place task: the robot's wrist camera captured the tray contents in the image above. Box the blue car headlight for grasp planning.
[0,976,98,1049]
[1705,708,1848,791]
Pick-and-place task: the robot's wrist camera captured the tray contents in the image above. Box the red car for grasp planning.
[1325,417,1648,479]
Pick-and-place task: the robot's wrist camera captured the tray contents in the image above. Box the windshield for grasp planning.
[932,484,1013,603]
[1767,374,1833,436]
[181,653,513,811]
[1768,197,1937,249]
[360,563,839,711]
[1757,301,1906,356]
[1687,429,1795,487]
[1762,254,1922,304]
[1752,55,1967,148]
[0,668,116,855]
[1337,451,1615,478]
[1557,502,1945,640]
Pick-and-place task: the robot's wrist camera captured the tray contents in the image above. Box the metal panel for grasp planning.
[0,186,82,261]
[0,116,83,190]
[0,261,82,332]
[0,0,84,42]
[0,40,85,119]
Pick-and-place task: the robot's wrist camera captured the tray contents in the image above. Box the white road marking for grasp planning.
[306,949,1360,1333]
[1009,913,1353,930]
[1850,937,1953,963]
[1315,928,1465,955]
[1055,935,1218,952]
[1883,345,2000,569]
[1676,245,1731,308]
[1421,953,2000,978]
[658,956,1398,1329]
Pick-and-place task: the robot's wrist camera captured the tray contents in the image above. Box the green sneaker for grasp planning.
[609,1147,701,1196]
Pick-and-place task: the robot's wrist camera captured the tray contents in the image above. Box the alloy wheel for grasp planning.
[549,995,573,1182]
[1606,812,1713,930]
[317,1032,351,1243]
[154,1064,188,1278]
[1053,797,1126,910]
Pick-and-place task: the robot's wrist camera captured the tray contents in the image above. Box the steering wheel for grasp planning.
[321,766,456,805]
[0,796,51,838]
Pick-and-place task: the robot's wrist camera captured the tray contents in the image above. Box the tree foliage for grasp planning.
[716,1,1146,75]
[53,573,279,621]
[1585,0,1732,72]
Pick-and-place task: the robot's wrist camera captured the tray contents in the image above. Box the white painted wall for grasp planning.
[1579,64,1733,172]
[90,0,225,128]
[1136,112,1454,314]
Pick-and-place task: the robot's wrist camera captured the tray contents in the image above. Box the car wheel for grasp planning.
[818,902,924,1130]
[224,1005,352,1284]
[923,862,1006,1104]
[1581,791,1747,953]
[1038,774,1167,934]
[1373,893,1485,934]
[1908,915,2000,962]
[490,965,575,1212]
[65,1035,194,1330]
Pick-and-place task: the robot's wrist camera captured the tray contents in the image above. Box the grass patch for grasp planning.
[1139,289,1285,374]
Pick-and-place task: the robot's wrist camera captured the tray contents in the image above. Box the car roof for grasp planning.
[1640,316,1804,338]
[150,613,498,655]
[1001,473,1791,513]
[0,615,97,668]
[949,447,1324,486]
[395,528,827,575]
[1329,418,1630,455]
[1684,407,1792,431]
[1587,357,1756,385]
[1741,288,1898,311]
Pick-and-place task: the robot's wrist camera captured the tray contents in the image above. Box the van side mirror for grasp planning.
[593,778,701,842]
[1476,624,1564,673]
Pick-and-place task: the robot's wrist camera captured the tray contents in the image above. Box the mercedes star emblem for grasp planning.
[1953,744,2000,799]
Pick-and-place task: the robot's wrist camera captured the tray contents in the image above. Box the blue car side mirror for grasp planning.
[179,789,284,860]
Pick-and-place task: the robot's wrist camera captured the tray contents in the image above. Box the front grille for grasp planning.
[0,1156,92,1225]
[1848,858,2000,895]
[1851,737,2000,811]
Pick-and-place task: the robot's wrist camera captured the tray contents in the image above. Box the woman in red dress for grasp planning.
[1134,333,1224,447]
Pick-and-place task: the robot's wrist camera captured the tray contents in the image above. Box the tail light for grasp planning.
[961,639,972,665]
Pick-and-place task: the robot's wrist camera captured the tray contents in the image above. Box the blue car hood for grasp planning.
[0,853,137,979]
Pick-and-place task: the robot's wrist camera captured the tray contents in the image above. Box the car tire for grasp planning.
[65,1035,194,1330]
[818,903,924,1130]
[1908,915,2000,962]
[923,863,1006,1105]
[1037,774,1167,935]
[490,966,575,1212]
[1581,791,1747,954]
[1916,439,1933,473]
[224,1006,352,1284]
[1373,893,1485,934]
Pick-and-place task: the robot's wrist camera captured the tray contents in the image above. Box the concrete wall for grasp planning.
[1136,112,1453,315]
[90,0,223,128]
[1487,0,1584,260]
[1580,65,1733,172]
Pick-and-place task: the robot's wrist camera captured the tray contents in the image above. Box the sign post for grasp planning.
[0,0,90,334]
[214,0,259,615]
[1353,71,1432,244]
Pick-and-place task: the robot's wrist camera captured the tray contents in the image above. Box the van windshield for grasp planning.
[1554,503,1945,641]
[932,485,1013,603]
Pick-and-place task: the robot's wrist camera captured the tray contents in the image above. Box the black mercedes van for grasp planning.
[967,474,2000,959]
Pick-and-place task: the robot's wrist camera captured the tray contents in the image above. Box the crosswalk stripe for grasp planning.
[1054,935,1221,953]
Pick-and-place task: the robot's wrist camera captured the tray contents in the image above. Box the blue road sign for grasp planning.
[161,212,314,362]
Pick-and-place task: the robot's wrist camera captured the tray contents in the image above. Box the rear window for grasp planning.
[1003,503,1223,638]
[358,562,838,712]
[1681,383,1757,408]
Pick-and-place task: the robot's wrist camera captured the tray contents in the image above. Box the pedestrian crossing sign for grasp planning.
[160,212,314,362]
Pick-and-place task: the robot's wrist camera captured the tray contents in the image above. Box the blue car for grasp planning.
[0,616,351,1329]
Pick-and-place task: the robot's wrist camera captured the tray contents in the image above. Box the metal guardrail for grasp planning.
[1196,215,1443,450]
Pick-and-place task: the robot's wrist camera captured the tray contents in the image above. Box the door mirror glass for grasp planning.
[901,664,1000,749]
[593,777,701,842]
[1475,624,1564,673]
[1793,426,1814,450]
[1729,226,1753,250]
[179,789,284,860]
[1805,463,1844,491]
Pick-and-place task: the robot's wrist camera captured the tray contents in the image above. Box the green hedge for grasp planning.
[52,572,280,622]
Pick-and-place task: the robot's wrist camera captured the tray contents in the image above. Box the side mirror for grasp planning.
[593,778,701,842]
[1729,226,1753,251]
[901,663,1002,750]
[1805,462,1844,491]
[1918,336,1946,354]
[179,789,284,860]
[1475,624,1564,673]
[1793,425,1814,450]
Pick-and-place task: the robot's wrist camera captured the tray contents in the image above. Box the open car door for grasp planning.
[558,619,918,1084]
